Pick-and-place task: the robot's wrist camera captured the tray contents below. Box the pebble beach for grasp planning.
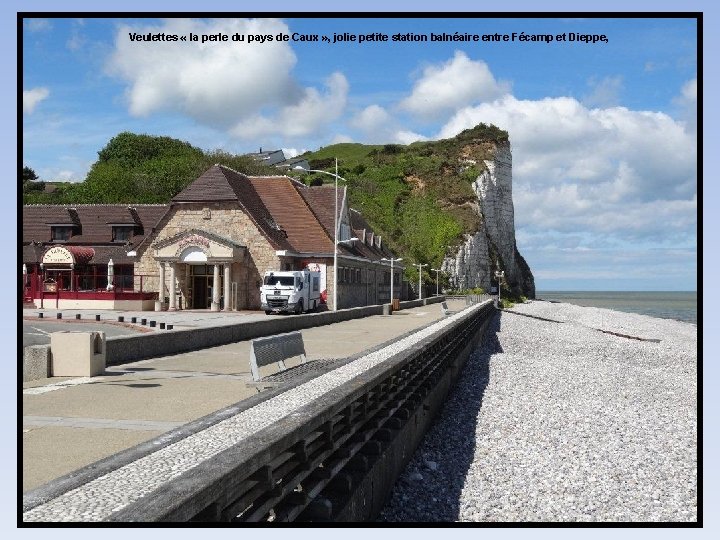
[379,300,697,522]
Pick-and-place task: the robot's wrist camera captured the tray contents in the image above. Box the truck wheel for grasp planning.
[295,299,304,315]
[265,310,272,315]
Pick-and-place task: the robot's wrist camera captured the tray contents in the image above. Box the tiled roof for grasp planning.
[173,165,293,251]
[22,204,167,247]
[250,177,334,253]
[172,165,243,202]
[296,185,340,240]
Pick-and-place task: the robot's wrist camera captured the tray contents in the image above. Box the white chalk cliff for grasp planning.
[441,141,535,298]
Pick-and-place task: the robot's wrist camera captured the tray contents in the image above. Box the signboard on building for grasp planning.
[42,246,74,265]
[43,280,57,293]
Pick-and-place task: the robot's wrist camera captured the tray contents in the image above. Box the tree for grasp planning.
[22,165,45,196]
[73,132,279,203]
[22,166,38,183]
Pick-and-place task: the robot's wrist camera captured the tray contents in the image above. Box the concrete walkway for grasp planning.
[22,299,464,493]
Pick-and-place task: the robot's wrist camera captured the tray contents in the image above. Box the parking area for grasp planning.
[22,308,285,348]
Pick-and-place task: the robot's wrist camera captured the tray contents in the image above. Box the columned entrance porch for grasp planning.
[152,229,245,312]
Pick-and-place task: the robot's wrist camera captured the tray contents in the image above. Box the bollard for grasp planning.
[95,314,101,321]
[131,317,137,324]
[159,323,165,329]
[38,312,43,319]
[75,314,81,320]
[57,313,62,319]
[118,316,124,322]
[141,318,147,325]
[167,324,173,330]
[149,321,156,328]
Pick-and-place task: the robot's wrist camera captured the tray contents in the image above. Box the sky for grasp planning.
[22,16,697,291]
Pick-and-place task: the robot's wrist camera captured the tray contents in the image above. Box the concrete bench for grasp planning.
[248,331,337,391]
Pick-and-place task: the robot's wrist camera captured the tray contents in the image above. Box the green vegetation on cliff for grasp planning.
[301,123,509,282]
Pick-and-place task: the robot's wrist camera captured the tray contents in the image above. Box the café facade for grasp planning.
[22,164,405,311]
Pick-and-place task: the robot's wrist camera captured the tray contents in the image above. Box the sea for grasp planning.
[535,291,697,324]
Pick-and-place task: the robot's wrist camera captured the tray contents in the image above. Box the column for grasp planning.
[211,263,220,312]
[223,263,231,311]
[169,263,177,310]
[155,262,165,311]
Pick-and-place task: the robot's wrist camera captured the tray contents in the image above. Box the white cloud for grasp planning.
[331,134,354,144]
[67,31,85,51]
[229,72,348,139]
[673,77,697,136]
[282,148,305,158]
[392,130,428,145]
[107,18,348,141]
[23,87,49,114]
[680,78,697,102]
[350,105,391,132]
[26,19,51,32]
[583,76,623,108]
[399,51,510,120]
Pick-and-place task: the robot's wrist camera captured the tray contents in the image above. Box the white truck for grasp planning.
[260,269,322,315]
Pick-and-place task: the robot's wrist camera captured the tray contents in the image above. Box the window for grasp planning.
[114,265,134,290]
[264,275,295,286]
[51,226,74,242]
[312,276,320,292]
[112,226,134,242]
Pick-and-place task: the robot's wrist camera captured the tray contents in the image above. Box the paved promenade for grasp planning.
[22,300,462,493]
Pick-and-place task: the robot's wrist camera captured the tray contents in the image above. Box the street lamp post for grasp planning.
[494,270,505,307]
[431,268,441,296]
[293,160,348,311]
[413,263,428,300]
[381,257,403,303]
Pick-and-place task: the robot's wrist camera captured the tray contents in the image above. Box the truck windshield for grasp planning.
[264,276,295,286]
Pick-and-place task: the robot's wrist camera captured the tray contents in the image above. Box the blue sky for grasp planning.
[22,16,697,291]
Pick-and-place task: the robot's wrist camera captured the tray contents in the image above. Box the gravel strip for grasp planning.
[379,301,697,522]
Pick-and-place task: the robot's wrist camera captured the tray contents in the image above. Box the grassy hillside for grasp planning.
[300,124,509,282]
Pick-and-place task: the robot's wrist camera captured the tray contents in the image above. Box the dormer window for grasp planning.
[112,225,134,242]
[51,226,74,242]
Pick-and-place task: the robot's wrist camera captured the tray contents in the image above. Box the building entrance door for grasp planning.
[189,265,221,309]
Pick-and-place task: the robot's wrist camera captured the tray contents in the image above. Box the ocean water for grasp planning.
[535,291,697,324]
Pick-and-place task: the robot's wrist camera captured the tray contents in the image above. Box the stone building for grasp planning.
[22,164,403,311]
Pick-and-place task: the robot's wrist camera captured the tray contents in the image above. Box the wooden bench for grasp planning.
[247,331,338,391]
